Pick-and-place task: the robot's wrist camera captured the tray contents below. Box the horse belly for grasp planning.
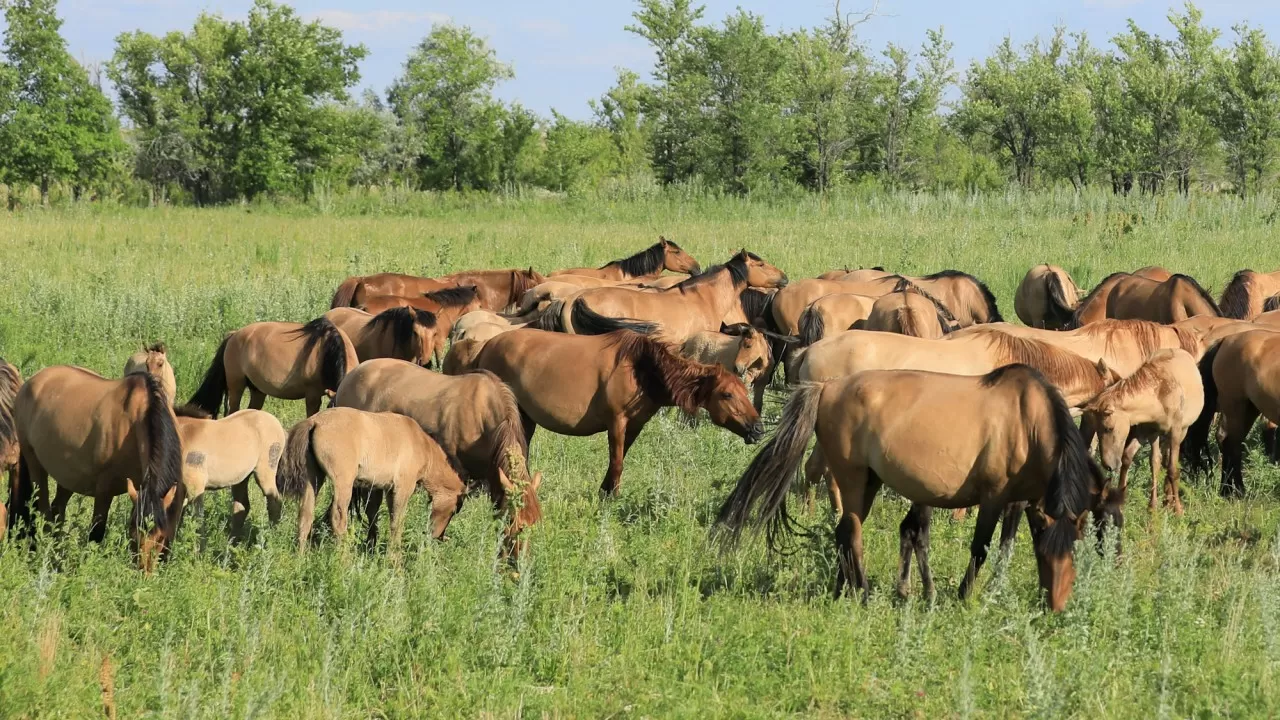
[863,416,987,508]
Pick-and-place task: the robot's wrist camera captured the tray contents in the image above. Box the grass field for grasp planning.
[5,190,1280,717]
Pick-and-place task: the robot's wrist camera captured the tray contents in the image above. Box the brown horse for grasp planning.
[774,270,1000,334]
[333,268,544,312]
[1014,264,1082,330]
[189,317,358,418]
[949,319,1200,376]
[123,343,177,406]
[1105,274,1220,323]
[1219,270,1280,320]
[1070,267,1176,326]
[543,251,788,341]
[361,286,485,363]
[331,360,542,555]
[796,293,878,346]
[13,367,185,570]
[865,289,956,338]
[1185,329,1280,496]
[550,237,702,281]
[715,364,1110,611]
[1081,349,1202,515]
[473,329,763,495]
[0,358,20,536]
[324,306,437,366]
[173,405,287,536]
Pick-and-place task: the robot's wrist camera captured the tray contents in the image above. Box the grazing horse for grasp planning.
[715,365,1111,611]
[1081,349,1202,515]
[950,319,1201,376]
[324,306,437,366]
[1104,274,1220,324]
[173,405,287,537]
[473,329,763,495]
[543,251,789,342]
[679,324,785,387]
[550,237,702,282]
[332,268,544,312]
[189,317,358,418]
[865,289,956,338]
[1071,267,1176,326]
[1219,270,1280,320]
[278,407,505,554]
[13,367,185,570]
[1185,329,1280,496]
[0,358,20,536]
[332,360,542,555]
[1015,264,1082,330]
[123,343,177,405]
[796,294,878,346]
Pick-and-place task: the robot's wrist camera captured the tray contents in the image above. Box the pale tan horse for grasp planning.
[332,360,542,555]
[949,319,1201,376]
[822,267,893,282]
[679,324,778,386]
[472,329,763,495]
[865,290,955,338]
[715,365,1112,611]
[774,270,1001,334]
[1219,269,1280,320]
[332,268,544,312]
[771,278,894,335]
[451,310,520,339]
[172,405,287,536]
[1081,349,1202,515]
[323,306,437,366]
[189,317,359,418]
[1014,264,1082,330]
[1071,266,1176,326]
[795,293,878,346]
[123,343,177,405]
[550,237,702,282]
[13,367,185,570]
[442,337,489,376]
[541,251,788,342]
[0,358,20,536]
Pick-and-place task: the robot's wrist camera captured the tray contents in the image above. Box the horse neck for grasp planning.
[685,270,742,322]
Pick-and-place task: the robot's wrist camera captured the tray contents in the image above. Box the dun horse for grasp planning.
[949,319,1200,376]
[1069,267,1180,326]
[123,343,177,405]
[332,268,544,312]
[189,317,358,418]
[714,365,1110,611]
[550,237,702,282]
[796,294,878,346]
[1105,274,1220,323]
[173,405,287,537]
[13,366,185,570]
[1219,269,1280,320]
[679,324,785,387]
[1015,264,1082,330]
[324,306,437,366]
[0,358,20,536]
[472,329,763,495]
[865,288,956,338]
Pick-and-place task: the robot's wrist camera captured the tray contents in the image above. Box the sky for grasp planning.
[53,0,1280,120]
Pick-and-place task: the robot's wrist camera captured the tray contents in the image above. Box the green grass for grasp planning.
[5,190,1280,717]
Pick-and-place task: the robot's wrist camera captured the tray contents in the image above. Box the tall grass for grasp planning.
[3,192,1280,717]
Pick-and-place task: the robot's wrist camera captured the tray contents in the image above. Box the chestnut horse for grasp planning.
[1014,264,1082,330]
[472,329,763,495]
[715,364,1111,611]
[1219,270,1280,320]
[332,268,544,312]
[550,237,702,282]
[0,358,20,536]
[1070,266,1176,326]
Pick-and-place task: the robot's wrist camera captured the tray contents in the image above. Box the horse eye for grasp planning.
[720,391,734,400]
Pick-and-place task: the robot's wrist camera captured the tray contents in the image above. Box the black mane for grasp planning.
[922,269,1002,323]
[423,285,479,307]
[607,239,674,278]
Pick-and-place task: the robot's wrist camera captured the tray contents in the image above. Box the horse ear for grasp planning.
[497,467,515,493]
[719,322,731,334]
[126,478,140,504]
[531,471,543,491]
[1095,358,1111,378]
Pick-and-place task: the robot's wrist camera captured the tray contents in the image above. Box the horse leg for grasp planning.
[229,479,251,542]
[896,502,934,602]
[226,375,247,415]
[600,417,629,497]
[997,501,1027,557]
[88,490,114,543]
[958,502,1003,601]
[329,477,354,541]
[363,489,384,550]
[297,482,316,552]
[751,377,767,414]
[50,486,73,538]
[1149,437,1163,512]
[519,409,537,445]
[1165,431,1184,515]
[1219,402,1257,497]
[1117,437,1139,496]
[304,393,322,418]
[386,486,412,557]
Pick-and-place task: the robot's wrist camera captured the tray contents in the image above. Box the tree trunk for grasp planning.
[39,176,49,206]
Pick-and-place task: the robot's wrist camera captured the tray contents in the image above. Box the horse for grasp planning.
[278,407,500,554]
[472,329,763,495]
[1105,274,1220,324]
[714,364,1112,611]
[442,337,489,376]
[172,405,287,537]
[452,310,519,339]
[12,367,185,570]
[1184,329,1280,496]
[631,275,691,290]
[189,317,359,418]
[1070,267,1177,326]
[796,294,878,346]
[550,237,702,282]
[827,267,893,282]
[771,278,895,335]
[1014,264,1082,330]
[865,289,956,338]
[1081,349,1202,515]
[331,360,542,555]
[123,343,177,405]
[1219,270,1280,320]
[332,268,544,312]
[679,324,783,387]
[949,319,1201,376]
[541,251,789,342]
[324,306,437,367]
[774,270,1000,334]
[0,358,20,536]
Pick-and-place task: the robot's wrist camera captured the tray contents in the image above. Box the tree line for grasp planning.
[1,0,1278,206]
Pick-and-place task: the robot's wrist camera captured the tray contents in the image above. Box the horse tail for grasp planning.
[295,317,350,393]
[132,372,184,538]
[897,307,920,337]
[189,335,230,418]
[1183,340,1222,474]
[330,276,362,308]
[516,286,549,316]
[1264,294,1280,314]
[1219,270,1254,319]
[1045,271,1077,327]
[798,305,825,346]
[532,300,565,332]
[569,298,656,336]
[714,382,824,550]
[278,417,321,498]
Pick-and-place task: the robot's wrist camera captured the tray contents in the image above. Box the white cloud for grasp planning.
[308,10,451,33]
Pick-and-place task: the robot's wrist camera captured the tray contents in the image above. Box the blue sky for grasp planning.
[56,0,1280,119]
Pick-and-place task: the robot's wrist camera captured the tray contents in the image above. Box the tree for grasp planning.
[389,25,511,192]
[590,69,652,178]
[0,0,125,205]
[871,29,954,187]
[1214,24,1280,194]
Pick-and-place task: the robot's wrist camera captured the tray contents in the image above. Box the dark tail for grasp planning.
[1045,272,1077,328]
[482,372,530,506]
[1219,270,1254,319]
[1038,369,1103,563]
[295,317,350,392]
[1183,341,1221,473]
[798,305,825,346]
[570,298,656,336]
[331,276,362,308]
[1265,294,1280,314]
[532,300,565,332]
[278,417,320,498]
[133,372,184,537]
[189,336,230,418]
[714,382,824,550]
[12,449,32,537]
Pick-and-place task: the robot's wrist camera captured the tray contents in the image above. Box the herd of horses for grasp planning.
[4,237,1280,611]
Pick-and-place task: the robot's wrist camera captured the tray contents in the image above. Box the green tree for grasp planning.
[1214,24,1280,195]
[539,111,612,192]
[590,69,652,178]
[785,25,865,191]
[389,25,511,191]
[0,0,125,205]
[871,29,954,188]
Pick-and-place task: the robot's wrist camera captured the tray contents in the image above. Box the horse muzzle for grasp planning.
[744,422,765,444]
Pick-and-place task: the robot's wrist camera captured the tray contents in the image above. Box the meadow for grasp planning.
[5,190,1280,717]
